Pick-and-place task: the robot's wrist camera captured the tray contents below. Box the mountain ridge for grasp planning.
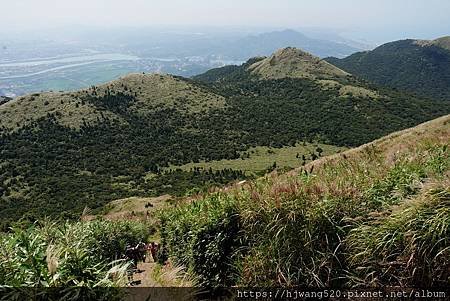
[326,36,450,100]
[415,36,450,51]
[1,47,449,229]
[0,73,225,131]
[223,29,362,59]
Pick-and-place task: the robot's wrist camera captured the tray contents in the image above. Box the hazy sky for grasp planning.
[2,0,450,42]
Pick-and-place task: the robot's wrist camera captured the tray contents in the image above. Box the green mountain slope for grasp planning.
[1,48,449,229]
[194,47,448,146]
[160,114,450,287]
[326,37,450,101]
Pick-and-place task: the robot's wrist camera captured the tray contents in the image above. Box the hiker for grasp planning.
[150,242,159,262]
[121,241,153,286]
[123,244,136,282]
[124,243,143,266]
[136,241,147,263]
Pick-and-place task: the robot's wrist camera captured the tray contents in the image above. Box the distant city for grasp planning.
[0,28,368,97]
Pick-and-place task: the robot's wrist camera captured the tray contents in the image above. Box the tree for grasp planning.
[316,147,323,157]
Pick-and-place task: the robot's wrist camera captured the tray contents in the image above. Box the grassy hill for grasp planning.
[160,114,450,287]
[2,115,447,292]
[247,47,349,80]
[0,73,225,131]
[1,48,449,229]
[326,37,450,101]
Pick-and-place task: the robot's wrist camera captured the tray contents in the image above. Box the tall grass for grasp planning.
[159,121,449,287]
[159,194,242,287]
[0,220,149,299]
[346,184,449,287]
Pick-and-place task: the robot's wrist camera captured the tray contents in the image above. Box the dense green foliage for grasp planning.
[160,123,449,287]
[1,55,449,227]
[159,194,242,287]
[326,39,450,101]
[147,168,246,197]
[0,113,246,229]
[0,220,149,297]
[195,72,448,147]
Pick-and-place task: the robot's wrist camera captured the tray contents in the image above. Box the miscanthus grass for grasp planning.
[0,220,149,299]
[159,117,449,287]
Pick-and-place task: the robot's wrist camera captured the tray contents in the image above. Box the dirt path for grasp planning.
[133,261,158,287]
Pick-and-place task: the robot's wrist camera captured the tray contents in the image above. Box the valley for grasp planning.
[0,37,449,296]
[1,47,449,230]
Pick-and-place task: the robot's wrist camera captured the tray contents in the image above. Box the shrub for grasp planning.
[160,193,242,287]
[0,219,149,296]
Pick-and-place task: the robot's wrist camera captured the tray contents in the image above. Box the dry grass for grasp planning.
[415,36,450,51]
[160,114,450,287]
[82,195,172,222]
[0,73,225,131]
[0,91,117,130]
[319,79,380,99]
[248,47,349,80]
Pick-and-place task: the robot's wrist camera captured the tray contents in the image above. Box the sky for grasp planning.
[2,0,450,43]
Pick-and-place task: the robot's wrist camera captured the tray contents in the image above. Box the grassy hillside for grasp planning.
[168,142,347,175]
[326,37,450,101]
[194,50,448,146]
[0,73,224,131]
[160,114,450,287]
[1,48,449,229]
[248,47,349,80]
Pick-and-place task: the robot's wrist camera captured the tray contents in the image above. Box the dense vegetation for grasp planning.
[0,220,149,299]
[0,113,247,229]
[1,51,449,228]
[194,69,448,146]
[160,116,450,287]
[326,39,450,101]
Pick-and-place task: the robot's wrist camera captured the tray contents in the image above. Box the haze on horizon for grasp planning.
[2,0,450,44]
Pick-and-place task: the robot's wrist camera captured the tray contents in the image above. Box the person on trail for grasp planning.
[136,241,147,263]
[123,242,148,284]
[123,244,136,283]
[150,242,159,262]
[124,243,145,267]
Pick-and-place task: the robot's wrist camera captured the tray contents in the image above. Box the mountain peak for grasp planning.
[273,46,312,58]
[248,47,349,80]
